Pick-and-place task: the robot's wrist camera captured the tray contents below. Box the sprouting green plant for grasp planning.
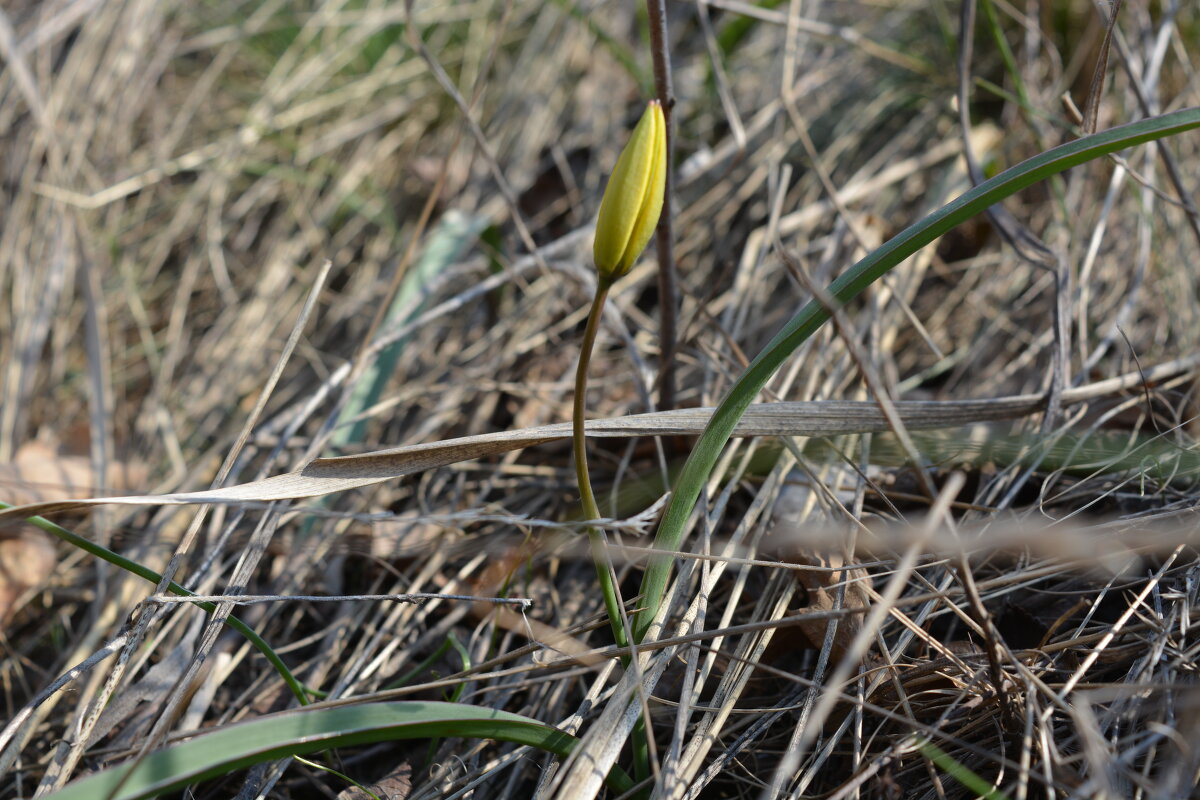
[917,738,1013,800]
[575,100,668,648]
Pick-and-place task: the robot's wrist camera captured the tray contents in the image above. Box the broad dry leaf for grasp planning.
[337,762,413,800]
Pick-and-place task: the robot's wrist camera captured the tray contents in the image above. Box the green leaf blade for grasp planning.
[46,702,633,800]
[633,107,1200,642]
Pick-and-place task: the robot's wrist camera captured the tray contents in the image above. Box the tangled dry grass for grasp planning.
[2,0,1200,797]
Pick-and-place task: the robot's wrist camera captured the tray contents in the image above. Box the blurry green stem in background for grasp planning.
[333,212,488,449]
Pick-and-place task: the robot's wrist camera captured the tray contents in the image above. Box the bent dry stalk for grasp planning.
[575,101,667,647]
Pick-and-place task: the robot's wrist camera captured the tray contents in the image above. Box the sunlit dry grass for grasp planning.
[1,0,1199,797]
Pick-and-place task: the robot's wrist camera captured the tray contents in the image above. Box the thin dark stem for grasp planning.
[572,281,629,649]
[645,0,678,414]
[952,553,1017,731]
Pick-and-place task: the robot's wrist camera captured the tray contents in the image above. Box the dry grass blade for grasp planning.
[0,356,1192,522]
[1081,0,1124,136]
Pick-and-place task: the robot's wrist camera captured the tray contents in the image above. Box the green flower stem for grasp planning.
[572,280,630,650]
[1,501,309,705]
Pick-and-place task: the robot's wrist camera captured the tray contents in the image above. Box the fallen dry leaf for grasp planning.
[0,527,56,628]
[772,484,872,662]
[0,439,148,506]
[0,439,148,628]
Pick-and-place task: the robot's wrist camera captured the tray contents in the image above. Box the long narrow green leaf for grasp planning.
[0,500,309,705]
[46,701,634,799]
[633,106,1200,642]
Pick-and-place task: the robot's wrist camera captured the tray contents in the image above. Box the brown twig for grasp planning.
[645,0,679,413]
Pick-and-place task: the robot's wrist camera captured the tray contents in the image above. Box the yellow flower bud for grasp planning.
[593,100,667,281]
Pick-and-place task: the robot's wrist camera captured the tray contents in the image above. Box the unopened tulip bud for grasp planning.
[593,100,667,281]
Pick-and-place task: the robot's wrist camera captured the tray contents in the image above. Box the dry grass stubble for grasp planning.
[1,0,1200,797]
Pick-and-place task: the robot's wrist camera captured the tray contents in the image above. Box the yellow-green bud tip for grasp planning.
[593,100,667,281]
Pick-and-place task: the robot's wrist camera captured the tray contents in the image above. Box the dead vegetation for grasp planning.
[1,0,1199,797]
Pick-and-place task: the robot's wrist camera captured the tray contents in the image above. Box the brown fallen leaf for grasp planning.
[771,484,872,662]
[337,762,413,800]
[0,439,148,506]
[0,439,148,628]
[791,551,873,662]
[0,526,56,628]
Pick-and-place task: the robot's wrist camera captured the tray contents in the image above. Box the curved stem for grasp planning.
[572,281,629,649]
